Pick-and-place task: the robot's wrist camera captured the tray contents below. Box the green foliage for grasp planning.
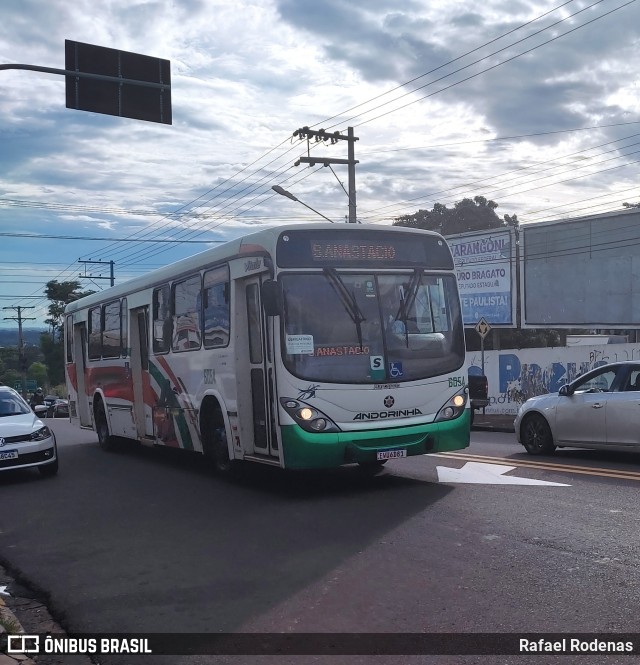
[393,196,504,235]
[1,369,21,388]
[44,279,94,340]
[39,279,94,386]
[40,332,64,386]
[28,361,49,388]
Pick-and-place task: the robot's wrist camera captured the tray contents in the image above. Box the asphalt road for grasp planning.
[2,421,640,665]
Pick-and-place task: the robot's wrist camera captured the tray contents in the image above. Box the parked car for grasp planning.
[0,386,58,477]
[515,361,640,455]
[468,372,489,425]
[46,398,69,419]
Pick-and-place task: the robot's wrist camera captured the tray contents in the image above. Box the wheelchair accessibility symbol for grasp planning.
[389,362,403,378]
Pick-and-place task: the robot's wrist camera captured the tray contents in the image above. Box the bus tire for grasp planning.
[95,400,116,451]
[357,460,387,474]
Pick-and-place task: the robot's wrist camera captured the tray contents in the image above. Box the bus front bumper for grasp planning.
[280,413,470,469]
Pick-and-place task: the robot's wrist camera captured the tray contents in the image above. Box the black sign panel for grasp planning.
[65,40,171,125]
[276,229,454,270]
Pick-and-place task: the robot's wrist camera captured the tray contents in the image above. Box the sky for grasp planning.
[1,0,639,326]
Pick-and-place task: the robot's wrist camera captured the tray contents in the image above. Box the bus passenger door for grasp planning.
[73,323,92,427]
[130,306,155,440]
[239,277,279,461]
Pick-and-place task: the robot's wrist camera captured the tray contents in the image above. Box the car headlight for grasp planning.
[31,426,53,441]
[434,387,468,422]
[280,398,341,433]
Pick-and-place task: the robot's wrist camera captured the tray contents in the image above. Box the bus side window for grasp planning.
[172,275,202,352]
[121,298,128,357]
[65,315,74,363]
[88,306,102,360]
[153,285,172,354]
[102,300,121,358]
[203,266,230,348]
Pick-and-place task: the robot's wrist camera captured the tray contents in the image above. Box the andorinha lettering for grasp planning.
[311,243,396,261]
[354,408,422,420]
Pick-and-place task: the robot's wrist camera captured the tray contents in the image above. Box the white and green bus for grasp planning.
[65,223,469,473]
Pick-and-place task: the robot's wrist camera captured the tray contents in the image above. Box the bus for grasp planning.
[64,223,470,473]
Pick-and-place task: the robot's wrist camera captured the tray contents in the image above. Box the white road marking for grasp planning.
[436,461,570,486]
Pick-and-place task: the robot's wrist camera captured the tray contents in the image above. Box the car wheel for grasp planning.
[95,402,116,451]
[39,453,58,478]
[521,413,556,455]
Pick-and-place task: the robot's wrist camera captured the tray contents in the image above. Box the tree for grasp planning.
[44,280,94,341]
[393,196,504,235]
[41,280,94,385]
[28,361,48,389]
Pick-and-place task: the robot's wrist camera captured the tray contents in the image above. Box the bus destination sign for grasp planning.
[277,229,454,269]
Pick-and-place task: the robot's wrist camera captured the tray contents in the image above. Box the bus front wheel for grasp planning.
[357,460,387,474]
[207,426,241,477]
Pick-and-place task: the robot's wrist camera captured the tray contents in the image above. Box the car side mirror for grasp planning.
[558,384,572,397]
[34,404,48,416]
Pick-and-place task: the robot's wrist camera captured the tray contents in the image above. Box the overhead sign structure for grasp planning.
[1,41,171,125]
[65,40,171,125]
[447,229,514,327]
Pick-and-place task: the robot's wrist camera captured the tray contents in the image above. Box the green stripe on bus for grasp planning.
[280,413,470,469]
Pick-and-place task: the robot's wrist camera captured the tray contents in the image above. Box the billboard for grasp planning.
[522,209,640,327]
[447,229,514,327]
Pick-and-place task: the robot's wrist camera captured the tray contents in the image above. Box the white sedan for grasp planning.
[515,361,640,455]
[0,386,58,477]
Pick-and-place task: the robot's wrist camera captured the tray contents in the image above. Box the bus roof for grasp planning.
[65,223,445,314]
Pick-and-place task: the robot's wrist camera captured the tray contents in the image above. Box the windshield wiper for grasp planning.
[323,268,366,349]
[394,269,422,347]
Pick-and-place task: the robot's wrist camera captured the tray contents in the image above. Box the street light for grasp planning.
[271,185,335,223]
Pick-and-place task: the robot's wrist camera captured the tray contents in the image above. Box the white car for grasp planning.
[0,386,58,477]
[515,361,640,455]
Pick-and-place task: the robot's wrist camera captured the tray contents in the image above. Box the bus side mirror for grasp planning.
[261,280,282,316]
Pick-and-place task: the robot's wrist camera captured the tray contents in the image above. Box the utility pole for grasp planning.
[78,259,115,286]
[293,126,359,223]
[3,306,35,397]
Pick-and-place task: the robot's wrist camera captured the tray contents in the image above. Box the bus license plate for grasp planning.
[0,450,18,461]
[377,449,407,461]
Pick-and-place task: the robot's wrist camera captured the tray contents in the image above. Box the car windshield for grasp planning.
[280,271,465,383]
[0,392,32,417]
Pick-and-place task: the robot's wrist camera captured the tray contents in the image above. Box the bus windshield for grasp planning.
[281,271,465,383]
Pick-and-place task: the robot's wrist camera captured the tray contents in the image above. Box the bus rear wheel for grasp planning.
[95,401,116,451]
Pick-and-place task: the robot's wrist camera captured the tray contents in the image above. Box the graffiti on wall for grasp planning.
[468,343,640,415]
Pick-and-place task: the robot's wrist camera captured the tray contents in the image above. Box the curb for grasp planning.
[473,424,515,433]
[0,595,31,665]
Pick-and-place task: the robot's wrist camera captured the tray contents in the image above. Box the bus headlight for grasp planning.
[280,398,341,433]
[434,387,468,422]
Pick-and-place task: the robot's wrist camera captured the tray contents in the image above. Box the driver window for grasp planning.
[575,369,617,393]
[626,370,640,391]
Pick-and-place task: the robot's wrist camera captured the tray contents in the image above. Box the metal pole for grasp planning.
[347,127,357,223]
